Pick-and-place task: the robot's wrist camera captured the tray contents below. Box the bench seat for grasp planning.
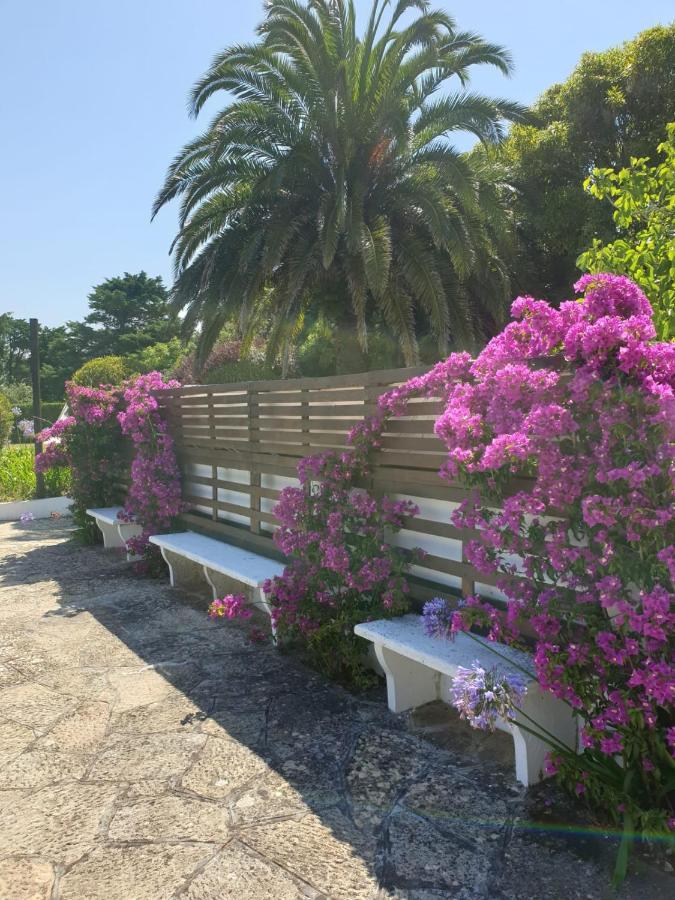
[355,615,577,787]
[149,531,285,615]
[86,507,143,554]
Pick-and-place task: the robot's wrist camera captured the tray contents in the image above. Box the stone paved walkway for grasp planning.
[0,520,670,900]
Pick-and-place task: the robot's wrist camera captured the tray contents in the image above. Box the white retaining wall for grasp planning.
[0,496,72,522]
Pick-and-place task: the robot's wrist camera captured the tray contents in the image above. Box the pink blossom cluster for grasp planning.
[264,425,421,685]
[117,372,184,556]
[208,593,253,620]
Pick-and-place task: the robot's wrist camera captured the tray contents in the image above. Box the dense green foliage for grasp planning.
[71,356,131,388]
[155,0,529,370]
[578,124,675,341]
[124,338,186,377]
[0,393,13,445]
[490,25,675,298]
[0,445,70,502]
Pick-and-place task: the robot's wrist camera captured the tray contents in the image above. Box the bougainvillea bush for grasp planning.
[36,372,183,556]
[377,274,674,860]
[36,384,129,543]
[264,420,421,688]
[265,273,673,867]
[116,372,185,563]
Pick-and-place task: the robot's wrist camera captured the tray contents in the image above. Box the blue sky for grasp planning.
[1,0,672,327]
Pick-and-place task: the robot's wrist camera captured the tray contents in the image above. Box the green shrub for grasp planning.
[71,356,129,388]
[0,394,13,445]
[0,445,70,502]
[40,401,66,424]
[0,382,32,409]
[125,338,187,376]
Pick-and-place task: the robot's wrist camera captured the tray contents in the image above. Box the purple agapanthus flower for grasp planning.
[422,597,453,638]
[422,596,461,639]
[450,660,528,732]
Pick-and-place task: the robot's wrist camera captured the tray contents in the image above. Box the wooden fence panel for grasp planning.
[157,367,509,602]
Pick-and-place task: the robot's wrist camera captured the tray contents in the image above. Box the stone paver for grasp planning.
[0,519,670,900]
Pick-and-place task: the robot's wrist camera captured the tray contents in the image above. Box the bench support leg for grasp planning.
[96,520,125,550]
[203,566,218,600]
[373,644,439,714]
[252,586,272,618]
[116,522,143,562]
[510,689,578,787]
[160,547,177,587]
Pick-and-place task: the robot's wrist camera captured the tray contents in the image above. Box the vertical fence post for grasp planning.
[208,392,218,522]
[248,387,261,534]
[29,318,45,499]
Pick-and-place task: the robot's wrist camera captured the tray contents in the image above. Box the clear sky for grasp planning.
[1,0,672,327]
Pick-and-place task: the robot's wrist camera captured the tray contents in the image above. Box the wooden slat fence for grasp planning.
[157,367,525,603]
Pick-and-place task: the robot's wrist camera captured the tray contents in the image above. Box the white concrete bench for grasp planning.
[86,507,143,556]
[355,615,577,787]
[148,531,285,616]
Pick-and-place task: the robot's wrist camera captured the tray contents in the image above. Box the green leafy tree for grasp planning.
[154,0,529,369]
[38,325,84,401]
[490,25,675,298]
[0,314,30,384]
[74,272,180,358]
[578,124,675,341]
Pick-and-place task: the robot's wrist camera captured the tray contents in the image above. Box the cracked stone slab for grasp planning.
[0,748,90,790]
[0,662,25,688]
[0,789,29,812]
[182,735,271,800]
[32,668,115,702]
[0,721,35,764]
[87,731,206,781]
[109,793,231,842]
[229,770,321,825]
[0,782,119,867]
[346,729,430,830]
[124,778,171,799]
[383,807,497,897]
[0,682,76,730]
[241,812,380,900]
[0,857,54,900]
[37,700,110,753]
[58,844,216,900]
[110,694,204,734]
[184,841,319,899]
[400,769,512,844]
[106,665,183,713]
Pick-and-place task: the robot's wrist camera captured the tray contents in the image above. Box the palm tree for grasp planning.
[154,0,528,370]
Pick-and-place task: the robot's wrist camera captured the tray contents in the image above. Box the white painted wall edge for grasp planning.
[0,496,72,522]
